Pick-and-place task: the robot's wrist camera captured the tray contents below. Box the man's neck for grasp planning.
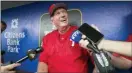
[58,25,70,34]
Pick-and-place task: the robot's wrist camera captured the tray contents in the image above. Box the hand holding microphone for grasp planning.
[1,47,43,64]
[1,47,43,72]
[70,23,115,73]
[78,24,103,51]
[1,63,21,72]
[70,23,103,53]
[79,35,90,50]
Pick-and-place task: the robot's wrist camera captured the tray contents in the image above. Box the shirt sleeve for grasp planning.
[112,52,120,57]
[39,36,49,64]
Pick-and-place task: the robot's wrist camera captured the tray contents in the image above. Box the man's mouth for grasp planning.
[61,19,67,22]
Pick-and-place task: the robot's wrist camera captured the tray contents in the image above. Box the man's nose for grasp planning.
[60,12,65,18]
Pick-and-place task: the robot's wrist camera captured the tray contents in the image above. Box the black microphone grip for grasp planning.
[87,44,100,53]
[15,56,28,63]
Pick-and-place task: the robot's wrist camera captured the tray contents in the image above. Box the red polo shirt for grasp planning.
[39,26,91,73]
[113,34,132,60]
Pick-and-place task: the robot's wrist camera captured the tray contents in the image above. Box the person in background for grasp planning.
[1,21,21,72]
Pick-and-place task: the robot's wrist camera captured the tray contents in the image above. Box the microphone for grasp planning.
[1,47,43,72]
[70,23,115,73]
[15,47,43,63]
[78,23,104,44]
[70,30,82,43]
[70,23,104,53]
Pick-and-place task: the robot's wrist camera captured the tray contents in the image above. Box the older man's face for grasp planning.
[51,8,68,28]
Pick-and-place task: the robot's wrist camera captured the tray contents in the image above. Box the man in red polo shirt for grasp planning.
[37,3,93,73]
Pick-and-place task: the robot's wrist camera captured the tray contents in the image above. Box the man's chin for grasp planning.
[60,23,68,27]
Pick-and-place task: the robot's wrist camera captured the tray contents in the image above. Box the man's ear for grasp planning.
[51,17,53,22]
[51,17,54,25]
